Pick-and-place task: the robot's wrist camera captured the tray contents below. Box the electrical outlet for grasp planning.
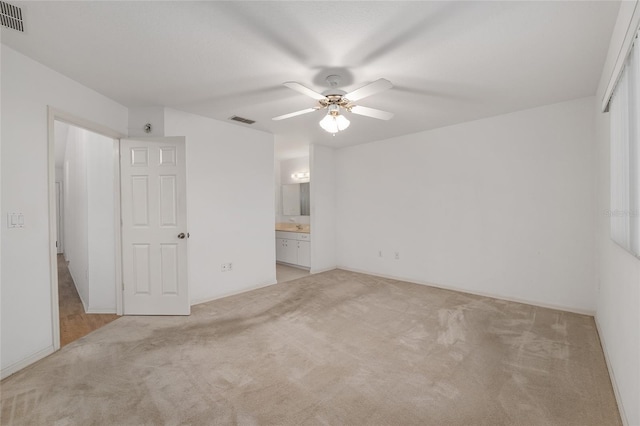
[221,263,228,272]
[394,252,400,260]
[228,262,233,271]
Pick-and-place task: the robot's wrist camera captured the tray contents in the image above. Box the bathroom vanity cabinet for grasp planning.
[275,231,310,268]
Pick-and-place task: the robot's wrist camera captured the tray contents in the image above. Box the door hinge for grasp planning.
[122,282,125,291]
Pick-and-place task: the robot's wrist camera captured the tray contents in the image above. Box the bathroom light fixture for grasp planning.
[291,171,310,180]
[319,105,350,134]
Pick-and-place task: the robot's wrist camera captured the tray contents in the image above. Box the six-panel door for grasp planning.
[120,137,189,315]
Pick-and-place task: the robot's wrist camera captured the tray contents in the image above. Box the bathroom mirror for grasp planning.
[282,183,310,216]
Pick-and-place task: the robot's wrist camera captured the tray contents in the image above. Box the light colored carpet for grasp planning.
[1,269,621,425]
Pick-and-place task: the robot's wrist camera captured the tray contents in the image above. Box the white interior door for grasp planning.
[120,137,189,315]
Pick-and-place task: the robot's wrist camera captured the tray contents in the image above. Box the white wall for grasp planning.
[0,45,127,377]
[128,106,165,137]
[86,130,116,313]
[63,126,90,306]
[310,144,337,273]
[274,159,281,224]
[62,125,115,313]
[593,3,640,425]
[54,119,69,171]
[163,108,276,304]
[276,156,310,224]
[335,97,597,314]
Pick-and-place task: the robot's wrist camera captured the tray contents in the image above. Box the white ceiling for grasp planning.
[2,1,620,158]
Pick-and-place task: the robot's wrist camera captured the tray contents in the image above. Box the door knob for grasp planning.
[178,233,186,239]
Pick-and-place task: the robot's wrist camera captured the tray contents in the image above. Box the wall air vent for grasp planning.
[229,115,256,125]
[0,1,23,32]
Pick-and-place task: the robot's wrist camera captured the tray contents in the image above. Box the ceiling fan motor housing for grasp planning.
[319,94,351,110]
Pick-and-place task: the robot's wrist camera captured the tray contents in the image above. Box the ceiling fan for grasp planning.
[273,75,394,134]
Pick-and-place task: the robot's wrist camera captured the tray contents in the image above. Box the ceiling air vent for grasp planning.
[229,115,256,125]
[0,1,24,32]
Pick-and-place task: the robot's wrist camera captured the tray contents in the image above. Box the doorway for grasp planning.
[274,154,311,282]
[53,119,121,346]
[48,109,192,349]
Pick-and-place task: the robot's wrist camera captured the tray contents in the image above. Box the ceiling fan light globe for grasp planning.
[319,114,339,133]
[336,114,350,131]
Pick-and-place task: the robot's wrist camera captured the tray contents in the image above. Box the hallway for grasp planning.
[58,254,119,346]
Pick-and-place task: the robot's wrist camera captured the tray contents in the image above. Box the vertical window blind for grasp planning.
[610,32,640,255]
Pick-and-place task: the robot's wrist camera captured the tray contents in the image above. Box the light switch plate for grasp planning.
[7,212,24,228]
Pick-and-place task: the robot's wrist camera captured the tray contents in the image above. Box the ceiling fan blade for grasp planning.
[283,82,326,101]
[344,78,393,101]
[272,107,319,121]
[350,105,394,120]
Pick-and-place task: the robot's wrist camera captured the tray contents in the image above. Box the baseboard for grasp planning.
[276,261,310,271]
[67,267,90,313]
[1,345,55,380]
[595,317,629,426]
[336,266,596,316]
[86,306,117,314]
[78,292,89,313]
[191,280,278,307]
[310,266,337,274]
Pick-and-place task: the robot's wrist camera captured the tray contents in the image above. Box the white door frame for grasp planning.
[47,106,125,350]
[55,181,63,254]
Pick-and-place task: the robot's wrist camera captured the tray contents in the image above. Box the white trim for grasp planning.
[336,266,596,316]
[309,266,336,274]
[85,307,118,314]
[190,281,278,307]
[595,317,629,426]
[47,109,60,351]
[602,1,640,112]
[276,261,310,271]
[47,106,125,352]
[51,107,124,140]
[55,182,64,254]
[113,140,123,315]
[1,346,55,380]
[68,266,90,314]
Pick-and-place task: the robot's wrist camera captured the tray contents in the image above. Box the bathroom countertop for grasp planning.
[275,223,310,233]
